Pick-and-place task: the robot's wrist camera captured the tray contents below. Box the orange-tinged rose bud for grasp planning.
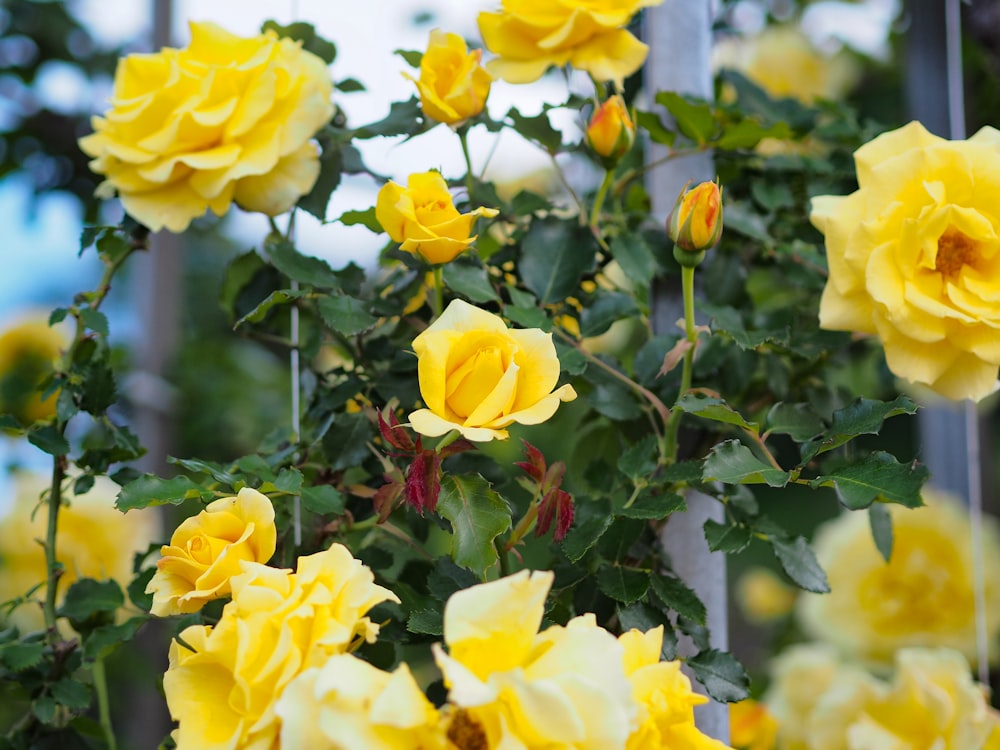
[586,95,634,165]
[667,180,723,265]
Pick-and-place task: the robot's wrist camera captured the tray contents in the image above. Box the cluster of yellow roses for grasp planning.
[141,489,728,749]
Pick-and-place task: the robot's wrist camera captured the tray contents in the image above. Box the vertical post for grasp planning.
[644,1,729,741]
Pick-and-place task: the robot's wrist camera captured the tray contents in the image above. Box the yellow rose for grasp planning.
[0,316,66,424]
[586,95,635,165]
[145,487,277,616]
[375,171,499,265]
[164,543,399,750]
[434,570,636,749]
[408,299,578,442]
[619,626,731,750]
[478,0,664,85]
[0,471,161,633]
[730,700,778,750]
[811,120,1000,401]
[797,491,1000,666]
[79,21,334,233]
[406,29,492,126]
[735,566,796,624]
[667,180,724,255]
[276,655,444,749]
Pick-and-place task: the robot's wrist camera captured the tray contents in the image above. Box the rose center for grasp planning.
[446,346,506,418]
[935,228,979,278]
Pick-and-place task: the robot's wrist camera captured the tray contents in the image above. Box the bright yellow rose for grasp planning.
[811,120,1000,401]
[586,95,635,164]
[735,567,796,625]
[797,491,1000,666]
[730,700,777,750]
[434,570,637,749]
[375,171,499,265]
[406,29,492,126]
[478,0,664,85]
[276,655,445,749]
[0,471,161,633]
[619,626,732,750]
[0,316,66,424]
[79,21,334,233]
[145,487,277,616]
[408,299,578,442]
[164,543,399,750]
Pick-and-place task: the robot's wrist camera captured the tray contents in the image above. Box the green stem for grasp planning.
[663,264,698,464]
[93,654,117,750]
[591,76,608,101]
[435,429,460,453]
[589,168,614,232]
[457,126,475,201]
[504,489,543,552]
[432,265,444,319]
[42,457,65,645]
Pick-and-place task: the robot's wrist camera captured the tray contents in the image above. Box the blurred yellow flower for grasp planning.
[145,487,277,616]
[375,171,498,265]
[713,25,860,103]
[409,299,577,442]
[0,471,160,633]
[811,120,1000,401]
[730,699,777,750]
[797,491,1000,666]
[586,95,635,164]
[79,21,333,233]
[736,567,796,624]
[276,655,444,749]
[0,316,65,425]
[406,29,491,126]
[478,0,663,85]
[164,543,399,750]
[434,569,637,748]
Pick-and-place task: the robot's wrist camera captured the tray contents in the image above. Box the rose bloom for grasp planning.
[0,471,160,633]
[586,95,635,164]
[164,543,399,750]
[812,120,1000,401]
[409,299,577,442]
[797,490,1000,666]
[478,0,663,85]
[406,29,492,126]
[668,180,723,254]
[619,626,730,750]
[375,171,498,265]
[0,316,66,424]
[276,655,445,750]
[735,566,796,625]
[145,487,277,616]
[729,699,778,750]
[79,21,333,233]
[434,570,637,749]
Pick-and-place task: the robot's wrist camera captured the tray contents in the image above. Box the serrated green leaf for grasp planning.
[95,230,130,263]
[442,262,499,303]
[519,217,597,304]
[803,396,918,461]
[316,294,379,336]
[504,305,551,330]
[264,235,342,288]
[337,207,382,233]
[78,309,108,337]
[765,402,825,442]
[634,109,676,146]
[618,435,658,480]
[406,609,443,636]
[676,393,758,431]
[715,119,791,150]
[51,679,91,710]
[702,440,789,487]
[355,97,424,139]
[649,572,706,624]
[687,649,749,702]
[58,579,124,621]
[272,468,304,495]
[28,425,69,456]
[561,512,613,562]
[301,485,345,515]
[811,452,928,510]
[168,457,237,486]
[662,460,704,484]
[609,232,657,286]
[617,604,678,659]
[596,566,648,604]
[1,641,45,671]
[869,503,894,562]
[234,289,308,327]
[618,492,685,520]
[703,518,752,553]
[116,474,210,512]
[220,251,268,319]
[656,91,716,145]
[771,536,829,593]
[579,292,639,338]
[506,107,562,151]
[437,475,512,578]
[262,20,337,63]
[33,695,57,724]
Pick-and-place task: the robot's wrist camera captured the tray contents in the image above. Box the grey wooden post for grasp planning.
[644,1,730,741]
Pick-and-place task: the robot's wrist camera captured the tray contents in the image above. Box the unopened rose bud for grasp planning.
[586,95,635,166]
[667,180,723,266]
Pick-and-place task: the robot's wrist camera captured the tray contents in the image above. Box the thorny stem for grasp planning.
[663,264,698,464]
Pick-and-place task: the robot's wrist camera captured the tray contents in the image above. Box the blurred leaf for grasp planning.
[771,536,829,593]
[617,435,658,480]
[264,235,342,288]
[406,609,443,636]
[355,97,425,139]
[82,618,144,662]
[617,492,685,520]
[394,49,422,68]
[234,289,308,327]
[0,641,44,671]
[687,649,749,703]
[656,91,715,145]
[337,207,382,233]
[50,679,91,710]
[803,396,918,461]
[28,425,69,456]
[702,440,789,487]
[316,294,379,336]
[676,392,758,432]
[437,475,511,578]
[579,291,639,338]
[869,503,894,562]
[261,20,337,63]
[506,107,562,151]
[811,452,928,510]
[596,565,648,604]
[609,232,657,286]
[443,261,499,303]
[715,119,791,150]
[220,251,268,319]
[704,518,752,553]
[58,579,123,621]
[635,109,676,146]
[78,309,108,337]
[301,485,345,515]
[116,474,211,511]
[519,218,597,304]
[765,402,825,442]
[649,572,706,624]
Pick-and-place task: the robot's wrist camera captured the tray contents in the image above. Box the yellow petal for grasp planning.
[233,141,320,216]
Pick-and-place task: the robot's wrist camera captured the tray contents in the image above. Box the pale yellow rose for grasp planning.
[797,491,1000,666]
[406,29,492,126]
[434,570,637,749]
[145,487,277,616]
[276,655,445,750]
[164,543,399,750]
[375,171,498,265]
[0,471,161,633]
[0,316,66,424]
[478,0,664,85]
[619,626,731,750]
[811,120,1000,401]
[79,21,334,233]
[736,566,797,624]
[730,699,778,750]
[408,299,578,442]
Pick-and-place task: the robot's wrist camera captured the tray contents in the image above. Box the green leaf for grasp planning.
[234,289,308,327]
[442,261,500,303]
[355,97,424,139]
[261,20,337,63]
[78,309,108,337]
[618,435,658,481]
[127,567,155,612]
[649,572,706,624]
[337,207,383,233]
[95,230,130,263]
[687,649,750,703]
[579,292,639,338]
[58,579,124,621]
[656,91,716,145]
[561,512,613,563]
[506,107,562,151]
[116,474,211,512]
[676,393,758,432]
[811,452,928,510]
[394,48,422,68]
[51,679,91,710]
[803,396,919,461]
[300,485,346,515]
[82,618,145,662]
[519,218,597,304]
[264,235,342,288]
[169,457,237,486]
[437,475,512,578]
[617,492,685,520]
[869,503,894,562]
[28,425,69,456]
[406,609,443,636]
[596,565,649,605]
[504,305,551,330]
[609,232,657,287]
[702,440,789,487]
[765,402,825,442]
[33,696,57,724]
[634,109,676,146]
[298,140,344,221]
[1,640,44,671]
[771,536,829,593]
[220,251,268,319]
[316,294,379,336]
[336,77,365,93]
[715,119,791,150]
[703,518,752,553]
